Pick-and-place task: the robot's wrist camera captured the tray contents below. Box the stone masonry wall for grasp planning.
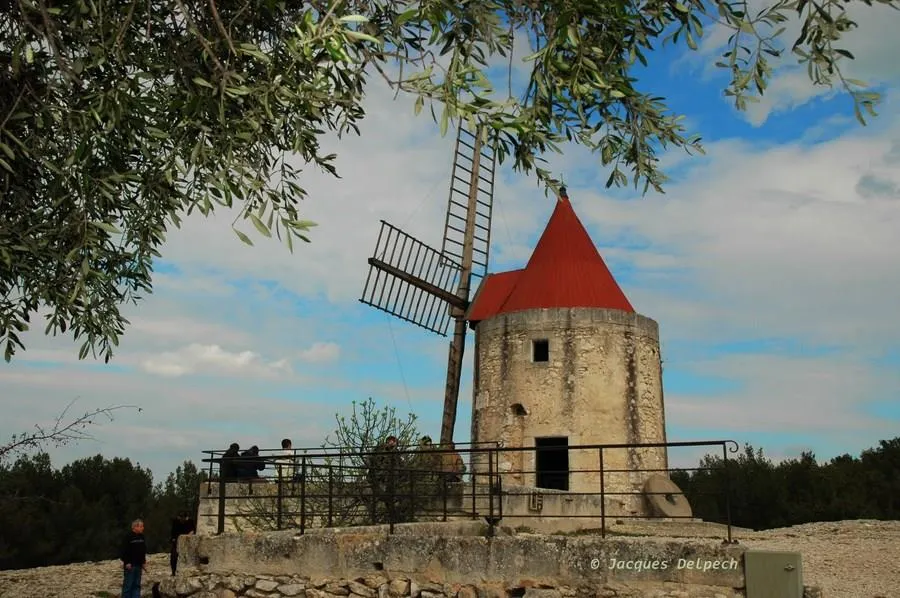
[171,522,749,598]
[157,572,747,598]
[471,308,667,516]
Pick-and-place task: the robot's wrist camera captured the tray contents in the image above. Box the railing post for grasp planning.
[276,472,283,531]
[388,452,397,534]
[487,448,496,537]
[300,457,307,535]
[442,471,449,521]
[497,465,503,521]
[206,452,214,496]
[327,466,334,527]
[217,465,226,535]
[410,465,417,521]
[722,442,733,543]
[599,448,606,538]
[470,447,477,518]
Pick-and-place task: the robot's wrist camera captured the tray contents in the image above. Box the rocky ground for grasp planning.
[735,520,900,598]
[0,520,898,598]
[0,553,170,598]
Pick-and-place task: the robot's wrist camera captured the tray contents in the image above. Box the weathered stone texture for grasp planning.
[10,520,900,597]
[157,573,753,598]
[471,308,668,516]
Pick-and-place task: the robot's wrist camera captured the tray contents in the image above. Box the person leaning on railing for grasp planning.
[440,442,466,484]
[366,435,402,521]
[410,435,441,495]
[275,438,299,484]
[220,443,241,480]
[236,445,266,480]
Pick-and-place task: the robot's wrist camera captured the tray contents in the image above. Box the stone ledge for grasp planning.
[179,528,747,589]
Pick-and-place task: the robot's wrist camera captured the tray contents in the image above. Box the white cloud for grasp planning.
[680,1,900,125]
[128,315,248,346]
[2,30,899,480]
[298,341,341,364]
[139,343,291,378]
[667,353,899,433]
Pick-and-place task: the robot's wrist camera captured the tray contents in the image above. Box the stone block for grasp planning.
[279,583,307,596]
[349,580,376,597]
[457,585,478,598]
[325,582,350,596]
[389,579,410,596]
[360,575,389,589]
[175,576,204,595]
[256,579,281,592]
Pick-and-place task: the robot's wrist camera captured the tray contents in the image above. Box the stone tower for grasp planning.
[465,189,667,516]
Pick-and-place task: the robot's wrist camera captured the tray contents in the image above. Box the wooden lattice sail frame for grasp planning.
[359,124,497,444]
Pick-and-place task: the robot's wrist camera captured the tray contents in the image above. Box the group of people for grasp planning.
[118,510,196,598]
[366,434,467,520]
[367,434,466,482]
[217,434,466,522]
[219,438,302,482]
[218,435,464,486]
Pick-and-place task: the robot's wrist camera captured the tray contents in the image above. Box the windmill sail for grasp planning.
[440,126,496,280]
[360,221,464,336]
[359,122,498,444]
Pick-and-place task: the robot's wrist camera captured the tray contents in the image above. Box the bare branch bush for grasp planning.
[0,398,142,463]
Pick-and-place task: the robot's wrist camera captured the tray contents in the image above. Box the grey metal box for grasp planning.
[745,550,804,598]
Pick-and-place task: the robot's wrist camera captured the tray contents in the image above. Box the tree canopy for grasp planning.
[1,0,893,361]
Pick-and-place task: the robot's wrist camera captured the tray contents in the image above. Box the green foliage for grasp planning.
[0,454,206,570]
[673,437,900,530]
[1,0,894,362]
[323,396,421,454]
[316,397,423,526]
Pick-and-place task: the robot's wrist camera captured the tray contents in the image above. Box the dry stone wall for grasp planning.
[157,571,748,598]
[10,519,900,597]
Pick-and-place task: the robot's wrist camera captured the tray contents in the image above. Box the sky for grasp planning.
[2,4,899,482]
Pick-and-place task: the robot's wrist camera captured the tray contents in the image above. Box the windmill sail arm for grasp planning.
[367,258,469,311]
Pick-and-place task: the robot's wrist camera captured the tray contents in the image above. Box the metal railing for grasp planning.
[200,439,738,541]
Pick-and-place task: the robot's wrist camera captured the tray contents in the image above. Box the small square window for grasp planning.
[532,339,549,362]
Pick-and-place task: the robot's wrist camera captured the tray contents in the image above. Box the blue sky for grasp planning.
[2,4,900,480]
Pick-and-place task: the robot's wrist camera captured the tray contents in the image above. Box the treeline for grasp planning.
[1,438,897,570]
[671,437,900,530]
[0,453,206,570]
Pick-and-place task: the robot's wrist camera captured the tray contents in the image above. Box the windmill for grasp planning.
[359,124,497,445]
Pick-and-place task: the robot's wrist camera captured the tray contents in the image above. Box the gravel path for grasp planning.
[0,553,169,597]
[735,520,900,598]
[0,520,897,597]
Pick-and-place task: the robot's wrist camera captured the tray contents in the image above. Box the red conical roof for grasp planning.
[467,191,634,322]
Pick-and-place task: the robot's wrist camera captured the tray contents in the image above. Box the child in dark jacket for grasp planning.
[121,519,147,598]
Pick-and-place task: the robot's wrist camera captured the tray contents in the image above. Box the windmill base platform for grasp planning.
[432,483,713,536]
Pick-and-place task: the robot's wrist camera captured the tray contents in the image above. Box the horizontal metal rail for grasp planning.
[199,440,738,542]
